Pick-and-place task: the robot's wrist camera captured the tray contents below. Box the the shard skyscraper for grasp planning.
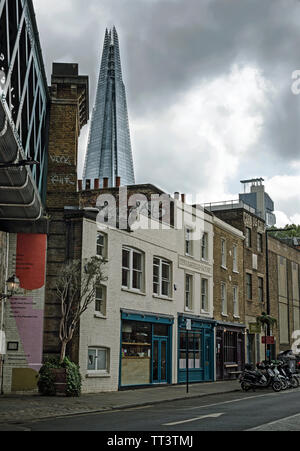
[83,27,135,188]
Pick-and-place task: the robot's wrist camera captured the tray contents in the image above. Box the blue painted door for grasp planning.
[153,337,168,383]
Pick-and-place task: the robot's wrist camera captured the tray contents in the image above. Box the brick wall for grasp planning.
[213,218,244,324]
[43,65,89,360]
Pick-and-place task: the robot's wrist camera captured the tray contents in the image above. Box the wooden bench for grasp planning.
[225,365,241,379]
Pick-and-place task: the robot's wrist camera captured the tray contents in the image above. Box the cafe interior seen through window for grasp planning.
[121,321,169,386]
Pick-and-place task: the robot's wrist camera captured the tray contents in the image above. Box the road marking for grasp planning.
[184,389,300,411]
[163,413,224,426]
[247,412,300,431]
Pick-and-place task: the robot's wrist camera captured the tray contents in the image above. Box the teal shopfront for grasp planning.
[178,315,216,383]
[120,310,174,388]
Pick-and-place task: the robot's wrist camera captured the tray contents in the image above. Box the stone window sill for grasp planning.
[153,294,174,302]
[94,313,107,320]
[86,372,111,379]
[122,287,146,297]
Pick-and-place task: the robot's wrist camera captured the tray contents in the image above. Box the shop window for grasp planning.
[122,247,144,292]
[224,332,237,363]
[121,321,152,386]
[88,347,109,373]
[153,257,172,298]
[179,332,202,369]
[153,324,169,337]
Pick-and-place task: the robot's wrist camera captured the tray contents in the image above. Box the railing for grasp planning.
[203,200,257,215]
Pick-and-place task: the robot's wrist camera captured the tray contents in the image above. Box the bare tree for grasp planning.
[55,256,107,363]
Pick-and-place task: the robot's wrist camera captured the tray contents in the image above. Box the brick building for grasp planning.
[268,236,300,354]
[211,213,245,379]
[206,202,268,365]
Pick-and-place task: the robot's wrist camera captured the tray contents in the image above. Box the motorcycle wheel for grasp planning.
[241,382,251,392]
[280,379,289,390]
[272,381,282,392]
[290,377,299,389]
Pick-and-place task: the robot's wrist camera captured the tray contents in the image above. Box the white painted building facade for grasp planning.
[77,199,216,393]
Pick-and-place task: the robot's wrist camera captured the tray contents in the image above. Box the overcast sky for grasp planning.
[34,0,300,226]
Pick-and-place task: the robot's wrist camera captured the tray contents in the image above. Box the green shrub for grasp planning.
[38,357,82,397]
[63,358,82,397]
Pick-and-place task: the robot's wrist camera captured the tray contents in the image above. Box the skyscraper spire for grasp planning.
[83,27,135,188]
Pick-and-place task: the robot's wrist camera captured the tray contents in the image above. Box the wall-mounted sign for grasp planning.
[262,336,275,345]
[7,342,19,351]
[186,319,192,331]
[249,323,261,334]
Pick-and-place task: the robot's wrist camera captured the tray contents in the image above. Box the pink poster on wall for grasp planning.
[9,234,47,371]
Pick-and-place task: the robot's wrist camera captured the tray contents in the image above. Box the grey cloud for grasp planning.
[34,0,300,204]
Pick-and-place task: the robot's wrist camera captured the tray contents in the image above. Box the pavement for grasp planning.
[0,380,239,428]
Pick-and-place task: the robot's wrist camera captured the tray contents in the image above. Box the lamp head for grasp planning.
[6,275,20,294]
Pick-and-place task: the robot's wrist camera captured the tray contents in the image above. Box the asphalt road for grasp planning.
[5,388,300,432]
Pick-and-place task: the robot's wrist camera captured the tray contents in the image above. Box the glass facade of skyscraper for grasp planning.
[83,27,135,188]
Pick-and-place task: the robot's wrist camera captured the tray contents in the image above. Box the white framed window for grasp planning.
[185,228,193,257]
[221,239,227,268]
[122,247,144,292]
[185,274,193,311]
[233,286,239,317]
[88,347,109,373]
[233,245,238,272]
[95,285,107,317]
[97,232,107,258]
[221,283,227,315]
[201,278,209,312]
[153,257,172,298]
[201,233,209,261]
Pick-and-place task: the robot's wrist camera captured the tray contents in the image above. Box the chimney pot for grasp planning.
[181,194,186,204]
[86,179,91,190]
[103,177,109,188]
[78,180,83,191]
[94,178,100,190]
[174,192,180,200]
[116,176,121,188]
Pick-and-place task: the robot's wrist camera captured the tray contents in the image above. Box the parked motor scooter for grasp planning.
[277,362,299,389]
[239,363,282,392]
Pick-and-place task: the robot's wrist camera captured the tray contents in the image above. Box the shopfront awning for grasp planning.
[0,101,42,222]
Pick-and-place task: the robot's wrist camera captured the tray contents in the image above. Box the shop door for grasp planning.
[152,338,168,384]
[204,333,212,381]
